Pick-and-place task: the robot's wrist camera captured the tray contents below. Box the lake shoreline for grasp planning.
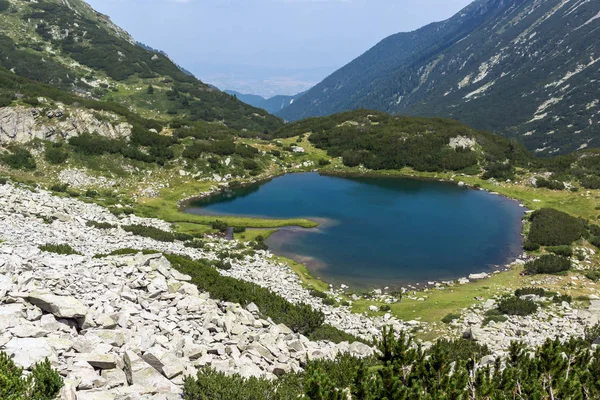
[181,171,528,291]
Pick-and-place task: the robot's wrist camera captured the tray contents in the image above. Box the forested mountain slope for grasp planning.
[0,0,282,133]
[279,0,600,155]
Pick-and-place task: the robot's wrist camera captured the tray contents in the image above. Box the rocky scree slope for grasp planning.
[453,293,600,357]
[0,181,408,398]
[279,0,600,155]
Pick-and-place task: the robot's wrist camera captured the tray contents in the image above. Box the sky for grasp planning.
[86,0,474,97]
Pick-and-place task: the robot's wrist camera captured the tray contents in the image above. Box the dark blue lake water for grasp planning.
[185,173,525,289]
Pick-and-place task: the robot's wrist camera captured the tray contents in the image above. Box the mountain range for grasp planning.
[278,0,600,155]
[225,90,304,115]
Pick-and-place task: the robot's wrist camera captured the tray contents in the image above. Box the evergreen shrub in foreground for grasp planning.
[184,326,600,399]
[0,353,63,400]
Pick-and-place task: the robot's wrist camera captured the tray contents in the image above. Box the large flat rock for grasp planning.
[4,337,56,369]
[27,291,88,319]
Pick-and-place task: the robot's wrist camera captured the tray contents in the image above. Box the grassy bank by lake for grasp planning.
[132,176,319,235]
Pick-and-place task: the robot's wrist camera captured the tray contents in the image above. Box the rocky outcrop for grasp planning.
[0,106,132,144]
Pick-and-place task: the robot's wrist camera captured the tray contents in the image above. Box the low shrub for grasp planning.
[546,245,573,257]
[1,146,36,170]
[322,298,336,306]
[213,260,232,271]
[482,162,514,181]
[590,236,600,249]
[585,270,600,282]
[318,158,331,166]
[211,220,228,232]
[584,323,600,344]
[49,183,69,193]
[535,177,565,190]
[243,160,259,171]
[93,248,160,258]
[310,289,328,299]
[84,189,98,197]
[553,294,572,304]
[523,241,541,251]
[429,338,491,362]
[380,305,391,312]
[498,297,538,316]
[482,309,509,326]
[253,241,268,251]
[233,226,246,233]
[581,176,600,189]
[39,243,80,255]
[184,240,204,249]
[482,314,508,326]
[515,287,546,297]
[122,225,175,242]
[174,233,194,242]
[0,177,7,185]
[86,221,116,230]
[0,353,63,400]
[44,145,69,164]
[527,208,587,246]
[442,313,460,324]
[308,325,366,345]
[524,255,571,275]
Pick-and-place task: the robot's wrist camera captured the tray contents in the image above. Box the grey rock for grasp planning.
[69,361,106,390]
[85,330,126,347]
[123,350,179,393]
[468,273,489,281]
[246,302,259,314]
[101,368,128,389]
[73,391,116,400]
[27,291,88,319]
[142,348,186,379]
[4,337,56,368]
[76,353,118,369]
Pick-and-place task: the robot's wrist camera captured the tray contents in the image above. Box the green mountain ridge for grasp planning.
[0,0,282,133]
[278,0,600,156]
